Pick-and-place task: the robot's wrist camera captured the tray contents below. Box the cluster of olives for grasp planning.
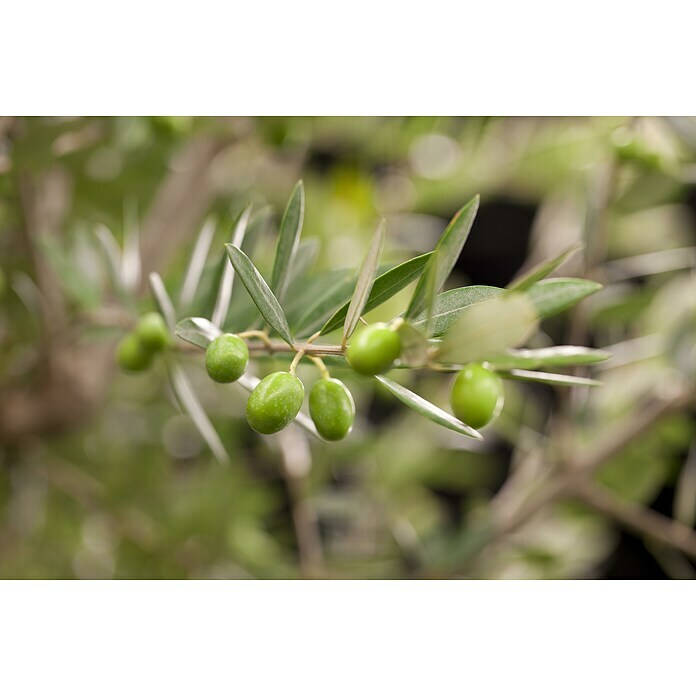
[116,312,172,372]
[205,321,406,439]
[118,316,504,439]
[205,332,357,440]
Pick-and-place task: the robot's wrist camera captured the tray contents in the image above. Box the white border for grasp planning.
[3,2,696,114]
[0,581,694,695]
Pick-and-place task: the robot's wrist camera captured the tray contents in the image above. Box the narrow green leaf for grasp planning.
[320,251,433,336]
[405,195,480,318]
[526,277,602,320]
[508,242,583,291]
[485,346,611,370]
[271,180,305,303]
[179,216,216,308]
[291,269,357,337]
[376,375,482,440]
[226,245,294,347]
[148,272,176,331]
[212,204,253,328]
[94,223,134,307]
[410,285,505,337]
[342,220,386,344]
[439,293,539,364]
[169,363,229,464]
[419,252,439,337]
[175,317,221,349]
[121,198,141,292]
[287,237,320,289]
[498,369,602,387]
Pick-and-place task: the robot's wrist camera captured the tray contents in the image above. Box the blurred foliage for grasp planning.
[0,116,695,579]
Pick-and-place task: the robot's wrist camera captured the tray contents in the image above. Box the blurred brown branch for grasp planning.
[0,119,237,446]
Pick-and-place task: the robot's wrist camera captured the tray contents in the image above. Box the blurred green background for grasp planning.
[0,116,695,579]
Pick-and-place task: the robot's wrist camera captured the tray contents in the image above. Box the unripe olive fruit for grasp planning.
[450,363,504,429]
[135,312,171,351]
[205,333,249,383]
[246,371,305,435]
[116,333,153,372]
[309,378,355,441]
[346,322,402,376]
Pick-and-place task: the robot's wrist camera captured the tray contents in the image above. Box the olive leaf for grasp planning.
[405,194,480,318]
[342,219,386,345]
[376,375,482,440]
[148,272,177,331]
[290,269,358,337]
[320,251,433,336]
[271,180,305,303]
[175,317,221,349]
[526,277,602,320]
[508,242,583,291]
[286,237,320,290]
[485,346,611,370]
[498,369,602,387]
[94,222,134,307]
[168,362,230,465]
[179,216,216,309]
[121,198,141,293]
[225,245,294,347]
[438,293,538,363]
[211,204,253,328]
[410,285,505,337]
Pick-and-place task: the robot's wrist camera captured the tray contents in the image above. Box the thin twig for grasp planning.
[276,428,326,578]
[572,480,696,560]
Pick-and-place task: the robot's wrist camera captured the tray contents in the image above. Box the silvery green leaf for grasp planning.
[376,375,482,440]
[148,272,177,331]
[120,198,141,292]
[320,251,433,336]
[271,180,305,303]
[175,317,222,349]
[287,237,320,289]
[342,219,385,344]
[406,194,479,318]
[94,223,132,305]
[439,293,538,363]
[168,362,229,465]
[226,245,294,347]
[179,216,216,308]
[508,242,583,291]
[291,269,358,337]
[410,285,505,337]
[485,346,611,370]
[498,369,602,387]
[212,204,252,328]
[526,277,602,319]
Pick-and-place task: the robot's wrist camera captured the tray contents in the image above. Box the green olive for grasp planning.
[346,323,402,376]
[205,333,249,383]
[135,312,171,351]
[246,372,305,434]
[116,332,154,372]
[309,378,355,441]
[450,363,504,429]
